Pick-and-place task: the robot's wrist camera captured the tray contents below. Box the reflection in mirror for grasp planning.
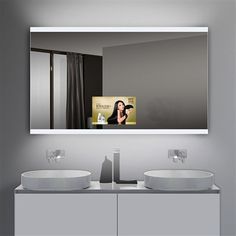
[30,28,208,134]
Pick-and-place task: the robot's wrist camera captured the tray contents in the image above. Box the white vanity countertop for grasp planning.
[15,181,220,194]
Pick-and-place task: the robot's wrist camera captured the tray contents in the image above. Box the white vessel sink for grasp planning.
[21,170,91,191]
[144,170,214,191]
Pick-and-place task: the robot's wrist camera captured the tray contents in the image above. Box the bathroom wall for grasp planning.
[0,3,4,236]
[31,31,204,56]
[0,0,235,236]
[103,35,207,129]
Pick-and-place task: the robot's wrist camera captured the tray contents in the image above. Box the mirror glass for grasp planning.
[30,27,208,134]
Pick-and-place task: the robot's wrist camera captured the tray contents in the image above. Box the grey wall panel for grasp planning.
[0,0,235,236]
[31,32,204,56]
[103,35,207,129]
[0,2,5,236]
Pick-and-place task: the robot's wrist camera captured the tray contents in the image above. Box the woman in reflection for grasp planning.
[107,100,133,125]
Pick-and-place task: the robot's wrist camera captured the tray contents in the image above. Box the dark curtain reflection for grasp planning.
[66,53,86,129]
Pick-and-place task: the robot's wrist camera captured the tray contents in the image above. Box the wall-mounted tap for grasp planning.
[46,149,65,163]
[168,149,187,163]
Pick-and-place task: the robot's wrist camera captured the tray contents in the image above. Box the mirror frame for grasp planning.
[30,27,208,135]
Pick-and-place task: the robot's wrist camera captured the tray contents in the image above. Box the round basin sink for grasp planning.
[21,170,91,191]
[144,170,214,191]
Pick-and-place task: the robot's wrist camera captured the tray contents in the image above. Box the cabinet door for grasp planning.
[15,193,117,236]
[118,194,219,236]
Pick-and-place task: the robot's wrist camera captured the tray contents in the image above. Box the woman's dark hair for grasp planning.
[107,100,126,124]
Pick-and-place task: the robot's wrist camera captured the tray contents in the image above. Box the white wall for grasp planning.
[53,54,67,129]
[30,52,50,129]
[0,0,235,236]
[30,52,67,129]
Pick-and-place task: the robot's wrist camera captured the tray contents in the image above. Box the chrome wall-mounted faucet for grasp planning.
[168,149,187,163]
[46,149,65,163]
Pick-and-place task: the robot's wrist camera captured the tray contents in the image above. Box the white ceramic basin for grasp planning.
[144,170,214,191]
[21,170,91,191]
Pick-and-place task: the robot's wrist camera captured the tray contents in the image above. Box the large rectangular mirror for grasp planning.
[30,27,208,134]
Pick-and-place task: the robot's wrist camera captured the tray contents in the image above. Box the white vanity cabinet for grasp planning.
[15,193,117,236]
[118,193,220,236]
[15,183,220,236]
